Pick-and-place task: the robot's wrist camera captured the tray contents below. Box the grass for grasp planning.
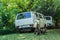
[0,29,60,40]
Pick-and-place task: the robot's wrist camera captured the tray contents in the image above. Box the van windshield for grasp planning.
[45,17,51,20]
[17,12,31,20]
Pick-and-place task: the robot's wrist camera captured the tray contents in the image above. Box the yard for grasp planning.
[0,29,60,40]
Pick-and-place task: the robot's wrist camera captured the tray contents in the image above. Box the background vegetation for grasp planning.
[0,0,60,32]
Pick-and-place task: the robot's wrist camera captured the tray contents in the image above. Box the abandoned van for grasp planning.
[15,12,46,32]
[45,16,55,27]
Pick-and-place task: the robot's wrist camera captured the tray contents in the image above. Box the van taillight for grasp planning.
[16,26,19,28]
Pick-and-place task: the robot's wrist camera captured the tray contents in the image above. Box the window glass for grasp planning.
[17,14,24,19]
[39,14,42,18]
[24,12,31,18]
[45,17,51,20]
[17,12,31,20]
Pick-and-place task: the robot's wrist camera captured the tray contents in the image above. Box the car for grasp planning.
[45,16,55,28]
[15,12,46,33]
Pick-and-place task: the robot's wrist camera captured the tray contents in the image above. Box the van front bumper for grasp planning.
[47,23,52,27]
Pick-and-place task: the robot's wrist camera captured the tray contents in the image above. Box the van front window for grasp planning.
[45,17,51,20]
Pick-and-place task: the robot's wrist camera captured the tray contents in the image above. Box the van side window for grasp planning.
[39,14,42,18]
[35,13,38,17]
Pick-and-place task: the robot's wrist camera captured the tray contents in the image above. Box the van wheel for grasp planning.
[31,28,34,32]
[41,28,46,34]
[34,29,40,35]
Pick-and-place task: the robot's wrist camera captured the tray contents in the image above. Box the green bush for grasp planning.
[0,0,60,31]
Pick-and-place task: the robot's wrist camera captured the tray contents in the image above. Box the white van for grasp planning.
[15,12,46,32]
[45,16,55,27]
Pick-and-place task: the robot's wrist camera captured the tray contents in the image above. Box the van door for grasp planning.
[39,14,45,28]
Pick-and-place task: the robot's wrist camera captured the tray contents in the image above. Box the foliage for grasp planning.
[0,0,60,30]
[0,29,60,40]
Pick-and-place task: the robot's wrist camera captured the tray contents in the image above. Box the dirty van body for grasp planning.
[34,13,46,35]
[15,12,46,34]
[15,12,35,31]
[45,16,55,28]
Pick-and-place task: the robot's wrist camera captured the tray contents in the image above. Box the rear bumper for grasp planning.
[17,27,35,30]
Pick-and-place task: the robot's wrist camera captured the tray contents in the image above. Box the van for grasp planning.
[15,12,46,32]
[45,16,55,27]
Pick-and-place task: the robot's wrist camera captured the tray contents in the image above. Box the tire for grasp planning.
[19,30,24,33]
[34,29,41,35]
[41,27,46,34]
[31,28,34,32]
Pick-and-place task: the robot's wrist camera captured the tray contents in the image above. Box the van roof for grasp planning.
[17,12,44,16]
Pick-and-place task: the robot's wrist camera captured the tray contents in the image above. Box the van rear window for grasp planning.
[17,14,24,19]
[24,12,31,18]
[17,12,31,19]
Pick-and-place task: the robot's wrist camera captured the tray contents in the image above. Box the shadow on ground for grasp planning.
[0,30,18,35]
[0,30,34,36]
[0,29,60,36]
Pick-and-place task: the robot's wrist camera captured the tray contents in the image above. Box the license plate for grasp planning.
[19,26,27,28]
[23,25,30,27]
[22,26,27,27]
[19,25,30,28]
